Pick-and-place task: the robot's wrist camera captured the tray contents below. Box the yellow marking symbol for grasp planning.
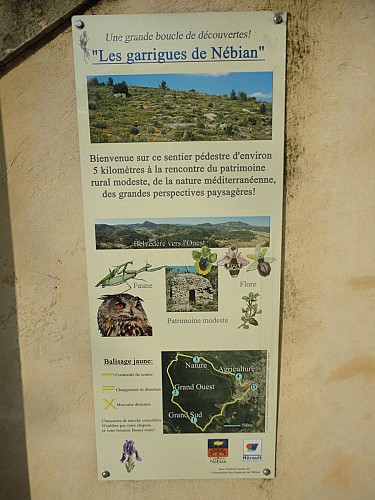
[102,386,115,393]
[103,398,116,410]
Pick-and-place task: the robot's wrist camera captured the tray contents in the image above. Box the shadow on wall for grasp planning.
[0,105,31,498]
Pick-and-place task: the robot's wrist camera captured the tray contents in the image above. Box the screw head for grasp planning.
[102,470,110,478]
[263,468,271,476]
[75,20,85,29]
[273,13,283,24]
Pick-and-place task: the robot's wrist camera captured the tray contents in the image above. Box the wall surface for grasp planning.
[1,0,374,498]
[0,0,101,69]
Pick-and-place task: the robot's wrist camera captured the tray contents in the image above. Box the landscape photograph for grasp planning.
[87,72,273,142]
[95,216,270,249]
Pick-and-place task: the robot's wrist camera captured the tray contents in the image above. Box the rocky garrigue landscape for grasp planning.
[87,79,272,143]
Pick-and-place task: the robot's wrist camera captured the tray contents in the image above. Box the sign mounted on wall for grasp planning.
[72,11,286,480]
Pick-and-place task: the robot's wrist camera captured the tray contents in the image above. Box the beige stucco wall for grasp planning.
[1,0,374,498]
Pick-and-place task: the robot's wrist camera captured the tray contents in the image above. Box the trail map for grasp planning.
[162,351,267,433]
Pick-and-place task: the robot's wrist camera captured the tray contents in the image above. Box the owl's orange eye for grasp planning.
[115,303,125,309]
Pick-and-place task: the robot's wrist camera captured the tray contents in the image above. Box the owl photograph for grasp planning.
[97,293,153,337]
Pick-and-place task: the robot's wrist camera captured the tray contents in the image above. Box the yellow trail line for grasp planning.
[166,353,251,432]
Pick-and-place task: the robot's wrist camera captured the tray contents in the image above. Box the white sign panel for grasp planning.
[72,11,286,480]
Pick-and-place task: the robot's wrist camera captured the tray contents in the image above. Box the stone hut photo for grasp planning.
[166,266,218,312]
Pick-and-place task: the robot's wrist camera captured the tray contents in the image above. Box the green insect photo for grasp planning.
[96,260,164,291]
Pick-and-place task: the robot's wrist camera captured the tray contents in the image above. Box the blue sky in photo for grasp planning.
[169,266,196,272]
[96,216,270,228]
[90,72,273,102]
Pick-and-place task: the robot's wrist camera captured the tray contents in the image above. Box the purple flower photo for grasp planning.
[120,440,142,473]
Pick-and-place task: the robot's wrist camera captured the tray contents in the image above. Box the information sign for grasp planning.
[72,11,286,480]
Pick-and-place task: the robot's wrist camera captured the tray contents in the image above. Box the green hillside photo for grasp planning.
[95,217,270,249]
[87,73,273,143]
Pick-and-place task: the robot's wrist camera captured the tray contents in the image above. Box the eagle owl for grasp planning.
[97,293,152,337]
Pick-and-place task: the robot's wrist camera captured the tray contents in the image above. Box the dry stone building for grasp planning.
[169,273,213,308]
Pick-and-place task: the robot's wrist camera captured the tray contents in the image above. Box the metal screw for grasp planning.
[273,13,283,24]
[75,19,85,29]
[263,468,271,476]
[102,470,110,478]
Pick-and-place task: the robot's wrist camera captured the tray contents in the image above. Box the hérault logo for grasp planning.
[243,439,262,461]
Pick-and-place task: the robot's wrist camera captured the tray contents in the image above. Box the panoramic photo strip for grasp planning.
[95,216,270,249]
[87,72,273,143]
